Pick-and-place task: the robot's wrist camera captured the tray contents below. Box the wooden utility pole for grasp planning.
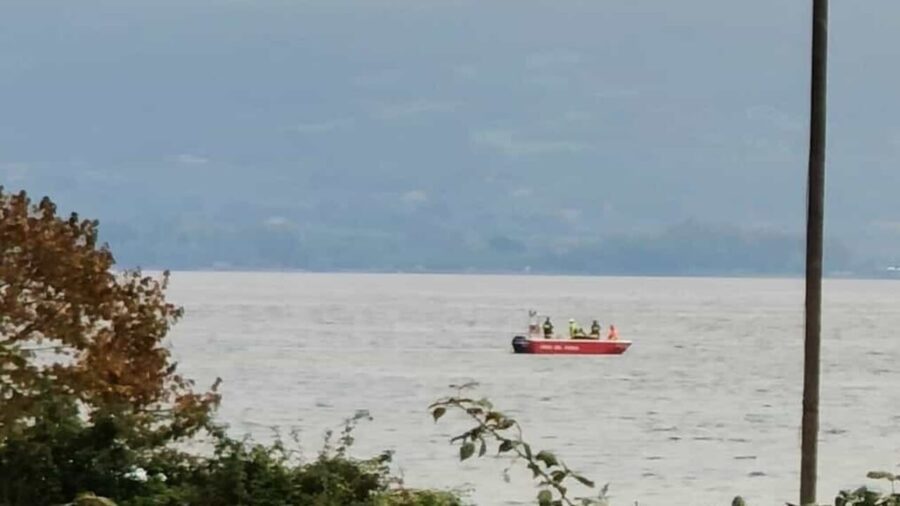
[800,0,828,504]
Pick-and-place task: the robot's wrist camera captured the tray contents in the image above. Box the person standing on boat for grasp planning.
[607,324,619,340]
[542,317,554,339]
[590,320,601,338]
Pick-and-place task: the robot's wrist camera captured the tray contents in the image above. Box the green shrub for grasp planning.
[0,394,462,506]
[0,393,151,505]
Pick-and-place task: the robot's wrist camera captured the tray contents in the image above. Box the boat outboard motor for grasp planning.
[511,335,529,353]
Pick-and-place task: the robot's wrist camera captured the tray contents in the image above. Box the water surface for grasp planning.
[166,272,900,505]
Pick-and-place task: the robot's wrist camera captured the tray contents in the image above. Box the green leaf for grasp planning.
[600,483,610,496]
[573,474,595,488]
[498,440,514,453]
[432,407,446,422]
[537,490,553,506]
[867,471,897,481]
[523,443,532,459]
[551,470,567,483]
[528,463,541,478]
[466,407,484,416]
[536,450,559,468]
[479,440,487,457]
[460,442,475,461]
[476,398,494,409]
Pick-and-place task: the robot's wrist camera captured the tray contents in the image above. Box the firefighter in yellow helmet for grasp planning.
[568,318,583,338]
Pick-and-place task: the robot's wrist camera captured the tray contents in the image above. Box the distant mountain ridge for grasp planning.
[3,0,900,275]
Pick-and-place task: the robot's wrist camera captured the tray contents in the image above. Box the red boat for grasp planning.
[511,336,631,355]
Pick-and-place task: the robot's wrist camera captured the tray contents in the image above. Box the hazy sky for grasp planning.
[3,1,900,265]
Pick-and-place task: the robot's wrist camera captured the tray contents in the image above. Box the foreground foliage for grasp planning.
[430,383,607,506]
[833,471,900,506]
[0,186,219,442]
[0,393,461,506]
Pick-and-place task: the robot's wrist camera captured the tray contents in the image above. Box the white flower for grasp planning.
[125,467,148,482]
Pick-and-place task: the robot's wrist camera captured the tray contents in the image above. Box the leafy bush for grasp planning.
[834,471,900,506]
[0,393,151,505]
[0,394,462,506]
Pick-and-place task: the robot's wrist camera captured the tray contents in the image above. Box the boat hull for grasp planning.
[511,336,631,355]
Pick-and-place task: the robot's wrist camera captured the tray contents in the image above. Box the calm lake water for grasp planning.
[165,272,900,505]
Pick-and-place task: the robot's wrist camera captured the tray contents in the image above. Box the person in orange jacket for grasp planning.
[607,324,619,340]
